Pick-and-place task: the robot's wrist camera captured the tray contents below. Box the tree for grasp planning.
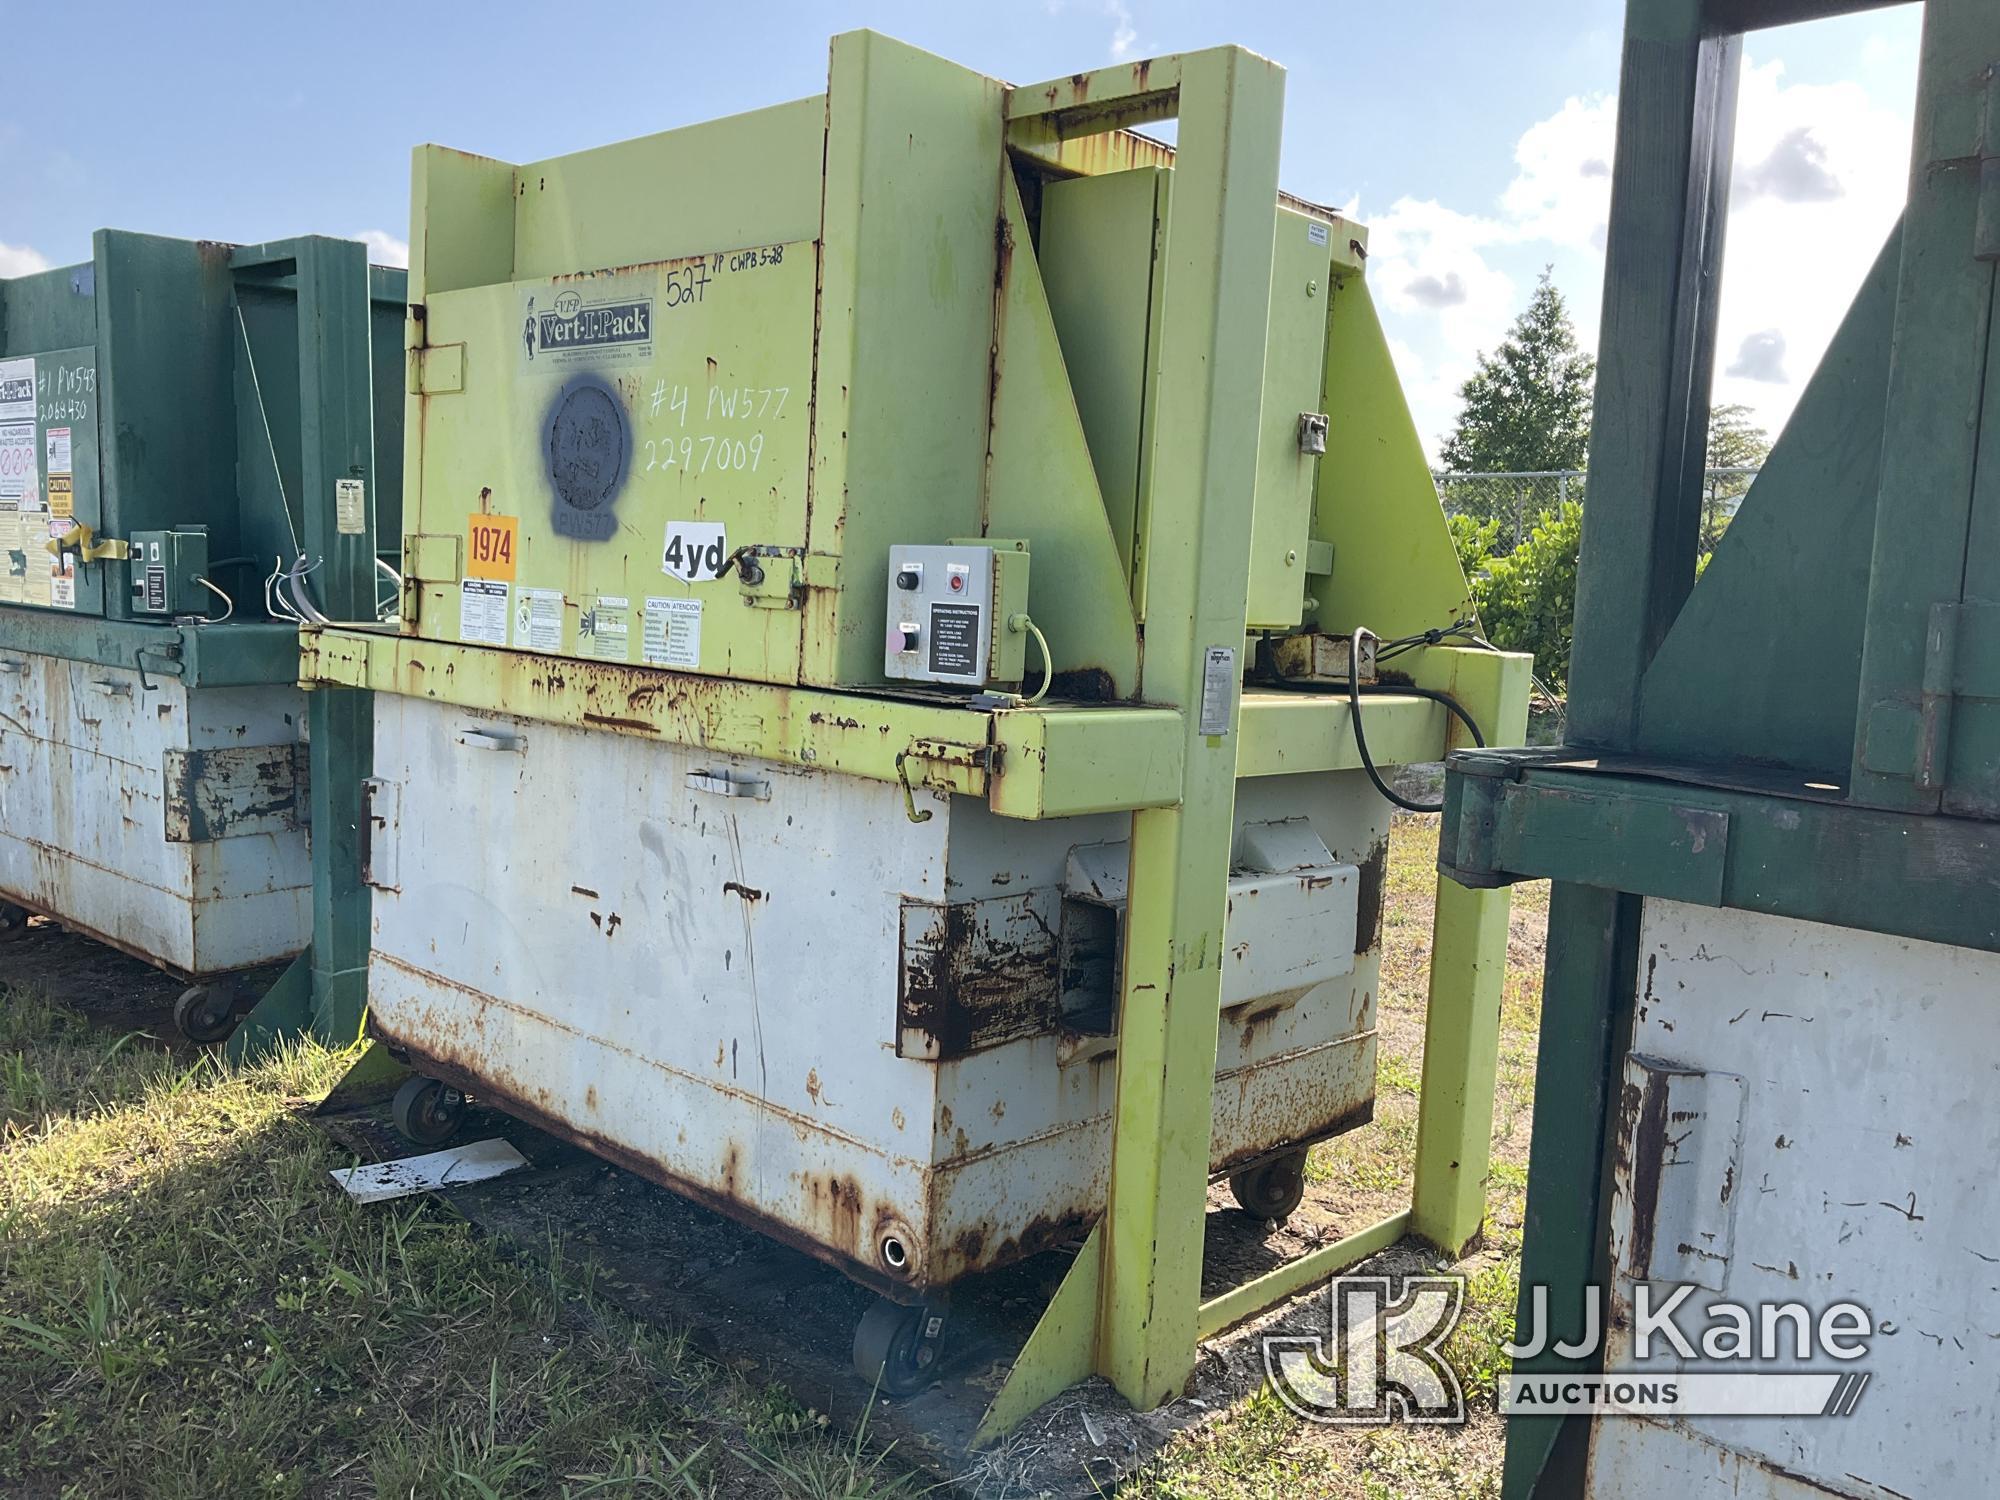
[1700,403,1773,554]
[1440,268,1596,490]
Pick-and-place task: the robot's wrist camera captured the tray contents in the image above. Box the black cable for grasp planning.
[1348,679,1484,813]
[1263,676,1486,814]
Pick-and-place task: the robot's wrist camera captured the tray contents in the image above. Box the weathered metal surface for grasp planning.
[307,626,1195,820]
[0,650,309,977]
[1439,751,2000,955]
[1267,631,1378,685]
[368,694,1383,1292]
[1587,900,2000,1499]
[162,743,304,842]
[897,892,1062,1060]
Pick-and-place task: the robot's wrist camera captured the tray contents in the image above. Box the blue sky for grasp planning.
[0,1,1923,460]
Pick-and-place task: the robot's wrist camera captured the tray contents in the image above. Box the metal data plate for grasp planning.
[407,245,816,685]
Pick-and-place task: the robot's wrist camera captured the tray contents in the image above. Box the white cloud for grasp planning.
[1498,93,1620,250]
[1106,0,1136,61]
[1708,55,1910,431]
[1368,48,1912,461]
[355,229,409,269]
[0,242,50,277]
[1727,329,1789,382]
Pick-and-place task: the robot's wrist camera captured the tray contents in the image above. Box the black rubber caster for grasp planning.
[391,1075,467,1147]
[1229,1149,1309,1222]
[0,901,30,940]
[174,984,240,1044]
[852,1296,949,1396]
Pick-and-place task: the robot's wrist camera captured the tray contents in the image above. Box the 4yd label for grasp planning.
[661,521,727,581]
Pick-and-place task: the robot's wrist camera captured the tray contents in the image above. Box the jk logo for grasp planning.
[1263,1275,1467,1425]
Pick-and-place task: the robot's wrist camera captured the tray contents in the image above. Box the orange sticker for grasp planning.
[466,514,518,581]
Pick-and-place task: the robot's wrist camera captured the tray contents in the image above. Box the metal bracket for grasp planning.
[687,767,772,800]
[733,547,806,610]
[895,736,998,822]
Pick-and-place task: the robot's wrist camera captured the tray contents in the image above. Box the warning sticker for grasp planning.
[467,513,518,581]
[0,512,24,604]
[335,478,366,536]
[1307,221,1331,247]
[582,595,631,662]
[514,586,564,652]
[643,596,702,669]
[39,518,68,609]
[0,358,33,423]
[45,427,71,476]
[459,578,509,645]
[0,423,33,502]
[47,474,73,519]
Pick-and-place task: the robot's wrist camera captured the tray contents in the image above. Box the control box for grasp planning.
[128,528,211,617]
[883,540,1031,688]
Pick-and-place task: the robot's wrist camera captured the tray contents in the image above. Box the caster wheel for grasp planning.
[391,1075,467,1147]
[852,1296,948,1397]
[1230,1149,1308,1222]
[0,901,29,940]
[174,984,239,1044]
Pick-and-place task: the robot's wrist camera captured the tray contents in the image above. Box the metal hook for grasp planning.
[895,749,934,824]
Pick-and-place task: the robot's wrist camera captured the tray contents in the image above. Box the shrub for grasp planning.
[1472,500,1582,690]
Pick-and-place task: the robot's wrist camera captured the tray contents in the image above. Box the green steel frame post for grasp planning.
[1565,0,1739,751]
[298,236,378,1046]
[229,237,379,1059]
[1408,655,1531,1252]
[971,48,1284,1431]
[1097,46,1283,1410]
[975,56,1533,1443]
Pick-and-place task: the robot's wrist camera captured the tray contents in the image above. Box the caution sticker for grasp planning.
[643,596,702,668]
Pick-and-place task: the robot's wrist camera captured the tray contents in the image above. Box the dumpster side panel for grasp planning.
[1587,899,2000,1499]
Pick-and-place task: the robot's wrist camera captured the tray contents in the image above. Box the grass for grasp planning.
[0,970,917,1498]
[1,814,1548,1498]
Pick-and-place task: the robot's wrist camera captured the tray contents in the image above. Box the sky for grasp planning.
[0,0,1923,464]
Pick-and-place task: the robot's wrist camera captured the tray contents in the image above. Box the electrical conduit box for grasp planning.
[883,540,1031,689]
[128,527,210,617]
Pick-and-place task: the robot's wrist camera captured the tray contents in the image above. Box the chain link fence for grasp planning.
[1432,467,1761,553]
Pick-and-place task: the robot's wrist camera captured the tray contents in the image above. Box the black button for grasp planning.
[899,627,920,652]
[895,568,921,591]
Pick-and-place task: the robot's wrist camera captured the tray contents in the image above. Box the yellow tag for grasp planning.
[467,514,519,581]
[48,475,73,518]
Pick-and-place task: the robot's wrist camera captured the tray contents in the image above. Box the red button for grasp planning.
[949,574,964,591]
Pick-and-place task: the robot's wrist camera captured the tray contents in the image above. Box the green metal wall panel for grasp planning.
[1244,209,1332,629]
